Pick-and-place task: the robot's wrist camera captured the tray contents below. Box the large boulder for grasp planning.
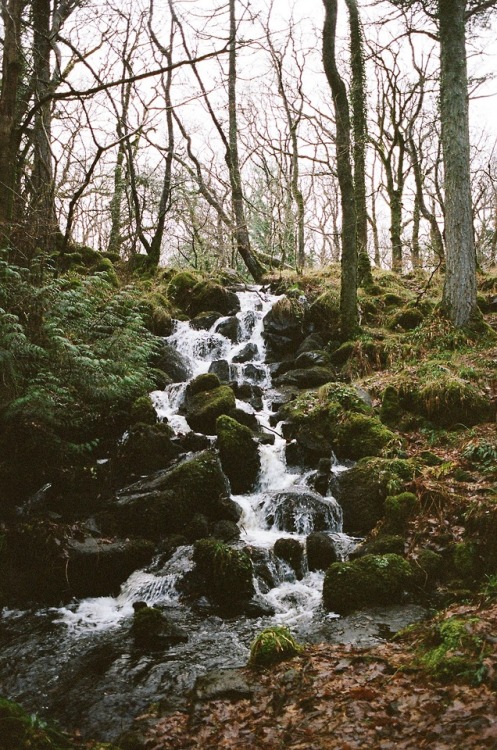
[216,415,260,494]
[114,422,180,481]
[232,343,259,363]
[262,488,342,535]
[262,297,305,360]
[185,538,255,607]
[273,537,304,579]
[337,457,415,534]
[189,281,240,317]
[154,341,191,383]
[323,553,412,614]
[132,603,188,649]
[274,366,336,389]
[306,531,338,571]
[185,385,236,434]
[101,450,239,540]
[215,316,242,343]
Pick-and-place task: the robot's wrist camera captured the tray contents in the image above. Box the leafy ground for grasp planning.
[137,601,497,749]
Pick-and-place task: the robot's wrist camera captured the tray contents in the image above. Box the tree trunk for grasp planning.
[345,0,372,286]
[439,0,478,325]
[227,0,265,282]
[411,192,421,269]
[0,0,23,244]
[323,0,358,340]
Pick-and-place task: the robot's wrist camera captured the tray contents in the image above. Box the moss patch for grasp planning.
[248,626,303,667]
[216,415,260,493]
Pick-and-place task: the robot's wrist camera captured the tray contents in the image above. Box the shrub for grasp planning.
[248,626,303,667]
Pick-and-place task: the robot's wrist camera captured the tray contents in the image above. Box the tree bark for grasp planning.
[0,0,23,243]
[439,0,478,325]
[322,0,359,340]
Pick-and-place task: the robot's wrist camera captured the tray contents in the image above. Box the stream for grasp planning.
[0,286,425,741]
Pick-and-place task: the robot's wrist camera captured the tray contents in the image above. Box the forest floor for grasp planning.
[134,599,497,749]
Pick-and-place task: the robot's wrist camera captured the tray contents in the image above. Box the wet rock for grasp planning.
[242,363,267,383]
[186,372,221,397]
[132,604,188,649]
[296,333,325,355]
[242,596,276,618]
[293,350,332,369]
[274,538,304,579]
[263,488,342,535]
[307,458,332,496]
[153,342,191,383]
[114,422,180,482]
[262,297,305,361]
[248,547,279,591]
[189,281,241,317]
[232,342,259,363]
[211,519,240,542]
[173,430,211,453]
[215,316,242,343]
[102,450,238,539]
[185,385,236,434]
[229,406,259,431]
[186,539,255,606]
[209,359,231,382]
[323,553,413,614]
[306,531,338,571]
[231,382,263,410]
[66,538,155,598]
[193,668,253,702]
[216,415,260,493]
[186,513,210,541]
[190,311,222,330]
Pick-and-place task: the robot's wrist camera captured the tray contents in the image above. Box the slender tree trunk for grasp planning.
[345,0,372,286]
[227,0,265,282]
[411,192,421,269]
[439,0,478,325]
[323,0,358,339]
[390,187,403,273]
[0,0,23,244]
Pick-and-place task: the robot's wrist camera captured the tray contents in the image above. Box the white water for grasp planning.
[59,286,356,632]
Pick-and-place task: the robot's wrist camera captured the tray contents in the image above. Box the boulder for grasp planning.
[262,488,342,535]
[153,341,191,383]
[66,538,155,598]
[232,343,259,363]
[215,316,242,343]
[262,297,305,360]
[101,450,239,539]
[293,350,332,369]
[216,415,260,493]
[306,531,338,571]
[211,519,241,542]
[192,669,253,702]
[114,422,180,481]
[208,359,231,382]
[333,413,395,460]
[167,270,199,311]
[273,538,304,579]
[323,553,412,614]
[187,538,255,606]
[231,382,263,410]
[190,311,222,330]
[185,385,236,434]
[132,603,188,649]
[274,366,336,389]
[337,457,415,534]
[296,333,325,355]
[186,372,222,397]
[189,281,240,317]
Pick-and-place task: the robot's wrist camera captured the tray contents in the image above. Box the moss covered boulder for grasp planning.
[186,372,221,397]
[114,422,180,480]
[274,366,336,389]
[303,290,340,339]
[216,415,260,493]
[383,492,420,533]
[337,457,415,533]
[190,538,255,605]
[185,385,236,434]
[189,280,240,317]
[306,531,338,571]
[323,553,412,614]
[333,412,396,460]
[167,270,199,312]
[248,626,303,667]
[262,297,305,360]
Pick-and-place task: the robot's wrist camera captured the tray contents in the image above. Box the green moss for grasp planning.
[380,385,402,427]
[0,696,72,750]
[355,534,405,556]
[411,549,444,587]
[248,626,303,667]
[186,372,221,397]
[167,270,199,311]
[129,395,157,425]
[185,385,236,434]
[383,492,420,533]
[417,616,486,684]
[188,280,240,317]
[323,553,412,614]
[388,305,425,331]
[193,538,254,601]
[333,413,396,460]
[304,291,340,338]
[216,414,260,493]
[453,541,482,581]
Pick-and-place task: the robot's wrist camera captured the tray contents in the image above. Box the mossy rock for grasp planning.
[188,281,240,317]
[186,372,221,398]
[351,534,405,558]
[129,395,157,426]
[383,492,420,533]
[337,457,415,533]
[323,553,412,614]
[167,270,199,311]
[333,413,396,460]
[192,538,254,603]
[330,338,387,372]
[141,297,174,336]
[185,385,236,434]
[248,626,303,667]
[380,385,403,428]
[304,291,340,339]
[415,616,486,684]
[388,305,425,331]
[0,696,72,750]
[132,604,188,649]
[410,549,444,587]
[398,372,493,427]
[452,541,484,582]
[274,366,336,389]
[263,297,305,359]
[115,422,179,479]
[216,415,260,494]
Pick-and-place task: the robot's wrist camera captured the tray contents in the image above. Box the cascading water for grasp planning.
[0,285,425,741]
